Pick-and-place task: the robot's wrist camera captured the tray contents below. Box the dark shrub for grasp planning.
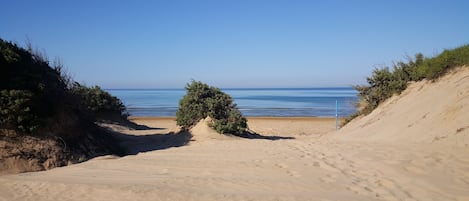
[0,38,127,134]
[1,39,66,133]
[0,38,129,171]
[71,84,127,118]
[210,109,247,134]
[176,81,247,134]
[0,90,40,132]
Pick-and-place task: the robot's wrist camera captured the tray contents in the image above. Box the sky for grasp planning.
[1,0,468,88]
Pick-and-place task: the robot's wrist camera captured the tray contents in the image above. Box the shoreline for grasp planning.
[128,116,344,137]
[128,116,344,120]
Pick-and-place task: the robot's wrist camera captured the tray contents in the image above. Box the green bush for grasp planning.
[210,109,247,134]
[176,81,247,134]
[71,84,127,117]
[0,90,40,132]
[345,44,469,126]
[354,66,408,114]
[419,44,469,79]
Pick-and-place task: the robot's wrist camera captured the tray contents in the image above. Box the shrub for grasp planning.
[419,44,469,79]
[1,39,66,133]
[71,84,127,117]
[0,38,128,135]
[176,81,247,134]
[210,109,247,134]
[0,37,128,167]
[354,66,408,114]
[0,90,40,132]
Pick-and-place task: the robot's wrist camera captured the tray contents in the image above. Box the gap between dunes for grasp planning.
[0,67,468,201]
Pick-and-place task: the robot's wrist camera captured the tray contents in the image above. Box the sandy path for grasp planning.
[0,117,468,201]
[3,68,469,201]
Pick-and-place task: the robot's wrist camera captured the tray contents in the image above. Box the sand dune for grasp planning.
[334,66,469,146]
[1,68,469,201]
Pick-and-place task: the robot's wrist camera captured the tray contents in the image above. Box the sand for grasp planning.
[332,66,469,146]
[1,68,469,201]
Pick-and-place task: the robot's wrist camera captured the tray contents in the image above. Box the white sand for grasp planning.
[1,68,468,201]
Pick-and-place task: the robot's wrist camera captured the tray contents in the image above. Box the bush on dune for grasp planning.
[419,44,469,79]
[0,90,39,133]
[1,39,67,133]
[0,37,132,173]
[71,84,127,118]
[176,81,247,135]
[1,38,128,134]
[344,44,469,126]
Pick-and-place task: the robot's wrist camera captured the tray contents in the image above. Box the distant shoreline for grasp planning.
[109,88,358,117]
[128,116,344,121]
[107,87,355,90]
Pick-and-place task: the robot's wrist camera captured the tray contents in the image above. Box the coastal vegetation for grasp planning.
[344,44,469,125]
[176,81,247,134]
[71,84,127,118]
[0,38,127,133]
[0,38,127,171]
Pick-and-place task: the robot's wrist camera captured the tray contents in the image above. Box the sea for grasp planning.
[106,88,358,117]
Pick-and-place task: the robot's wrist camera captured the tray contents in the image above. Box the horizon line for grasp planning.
[105,86,356,90]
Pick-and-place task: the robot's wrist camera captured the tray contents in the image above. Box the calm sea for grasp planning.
[106,88,358,117]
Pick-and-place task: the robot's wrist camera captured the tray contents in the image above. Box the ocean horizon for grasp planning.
[106,87,358,117]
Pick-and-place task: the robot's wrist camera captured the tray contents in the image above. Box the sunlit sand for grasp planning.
[1,68,468,201]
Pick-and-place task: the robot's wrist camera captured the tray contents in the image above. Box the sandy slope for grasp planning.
[1,68,469,201]
[334,66,469,146]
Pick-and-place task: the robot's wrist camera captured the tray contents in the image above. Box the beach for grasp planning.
[1,68,469,201]
[1,116,468,201]
[2,1,469,200]
[128,116,341,137]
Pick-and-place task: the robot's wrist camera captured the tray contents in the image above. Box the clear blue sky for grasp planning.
[1,0,468,88]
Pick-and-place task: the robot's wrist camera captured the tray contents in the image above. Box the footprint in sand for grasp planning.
[300,152,312,159]
[275,163,288,169]
[275,163,301,178]
[454,178,469,185]
[346,182,375,197]
[313,161,320,167]
[252,159,268,164]
[403,165,425,174]
[319,174,337,184]
[376,178,396,188]
[287,170,301,178]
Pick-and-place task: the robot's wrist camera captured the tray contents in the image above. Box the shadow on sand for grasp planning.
[108,130,193,156]
[104,121,294,156]
[99,118,159,130]
[235,131,295,140]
